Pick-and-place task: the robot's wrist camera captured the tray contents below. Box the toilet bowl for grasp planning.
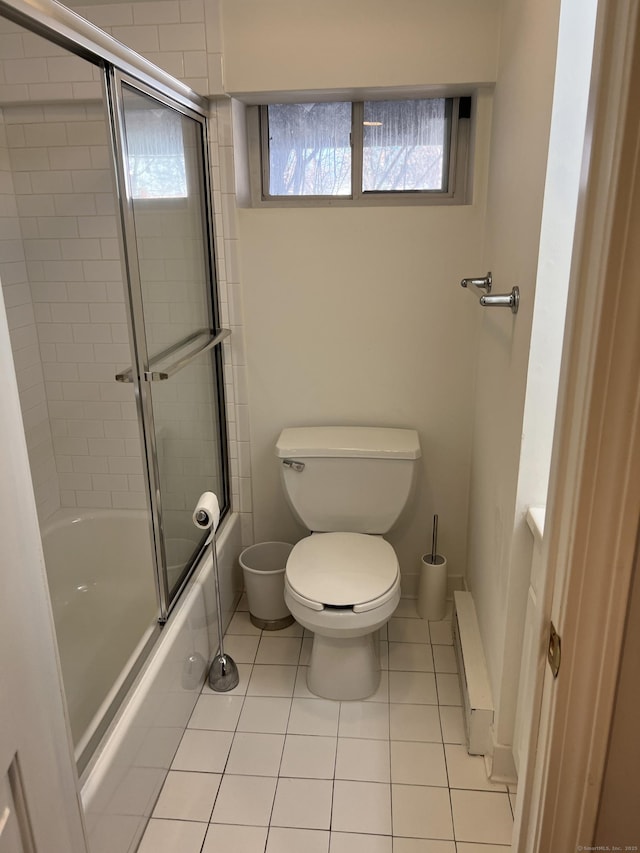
[276,426,421,701]
[284,532,400,699]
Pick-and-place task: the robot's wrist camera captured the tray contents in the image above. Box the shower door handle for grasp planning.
[144,328,230,381]
[115,328,231,383]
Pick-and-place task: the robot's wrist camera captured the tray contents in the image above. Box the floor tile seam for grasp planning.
[391,831,456,843]
[216,671,252,736]
[331,778,393,837]
[269,775,334,834]
[328,760,337,838]
[284,729,339,740]
[199,825,268,853]
[274,684,298,768]
[448,792,514,846]
[336,733,393,742]
[165,678,229,789]
[442,743,511,794]
[148,814,210,824]
[388,734,447,745]
[387,666,436,674]
[437,693,449,782]
[391,691,438,707]
[387,725,394,838]
[204,743,230,824]
[213,681,256,800]
[226,630,262,637]
[273,716,291,780]
[395,779,512,792]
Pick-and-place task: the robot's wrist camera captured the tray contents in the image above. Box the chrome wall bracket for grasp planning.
[461,271,492,293]
[480,287,520,314]
[460,272,520,314]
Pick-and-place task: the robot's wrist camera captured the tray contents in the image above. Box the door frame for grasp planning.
[517,0,640,847]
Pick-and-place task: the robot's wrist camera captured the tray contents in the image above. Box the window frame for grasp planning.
[248,96,471,207]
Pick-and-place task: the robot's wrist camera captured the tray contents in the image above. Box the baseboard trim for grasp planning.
[488,738,518,785]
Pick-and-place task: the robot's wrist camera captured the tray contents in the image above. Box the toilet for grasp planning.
[275,425,421,700]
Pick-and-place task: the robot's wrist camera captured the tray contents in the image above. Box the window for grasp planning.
[123,105,188,200]
[252,96,471,206]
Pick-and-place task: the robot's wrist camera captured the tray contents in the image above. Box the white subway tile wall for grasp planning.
[3,99,147,512]
[0,0,224,100]
[0,3,254,544]
[211,98,254,545]
[0,113,59,522]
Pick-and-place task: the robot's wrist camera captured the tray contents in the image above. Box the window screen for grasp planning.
[266,102,352,196]
[362,99,449,192]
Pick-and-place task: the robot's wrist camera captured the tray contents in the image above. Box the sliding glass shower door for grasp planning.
[112,74,229,618]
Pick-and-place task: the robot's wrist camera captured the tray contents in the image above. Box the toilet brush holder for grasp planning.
[417,553,448,621]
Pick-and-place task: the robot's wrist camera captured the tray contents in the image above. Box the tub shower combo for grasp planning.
[0,0,233,844]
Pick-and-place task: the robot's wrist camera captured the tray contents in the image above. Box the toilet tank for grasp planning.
[275,426,421,534]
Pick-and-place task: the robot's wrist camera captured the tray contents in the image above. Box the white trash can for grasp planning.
[240,541,295,630]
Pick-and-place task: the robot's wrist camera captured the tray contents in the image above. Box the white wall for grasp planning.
[238,200,488,583]
[224,0,501,588]
[222,0,502,96]
[465,0,563,759]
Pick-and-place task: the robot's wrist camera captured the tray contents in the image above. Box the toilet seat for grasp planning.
[286,532,399,612]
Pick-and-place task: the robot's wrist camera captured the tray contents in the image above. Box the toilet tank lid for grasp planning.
[276,426,421,460]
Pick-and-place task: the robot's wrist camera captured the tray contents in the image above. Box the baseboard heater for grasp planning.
[453,590,494,755]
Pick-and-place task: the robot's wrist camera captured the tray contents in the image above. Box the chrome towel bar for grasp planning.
[115,328,231,383]
[460,271,520,314]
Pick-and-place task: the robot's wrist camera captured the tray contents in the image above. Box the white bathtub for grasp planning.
[79,511,242,853]
[41,509,158,757]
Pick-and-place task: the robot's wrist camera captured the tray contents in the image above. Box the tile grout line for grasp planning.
[262,631,301,845]
[145,601,513,850]
[203,624,261,835]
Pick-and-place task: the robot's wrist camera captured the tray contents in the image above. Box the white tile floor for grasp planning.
[138,597,515,853]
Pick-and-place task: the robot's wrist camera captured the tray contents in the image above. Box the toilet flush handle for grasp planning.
[283,459,305,472]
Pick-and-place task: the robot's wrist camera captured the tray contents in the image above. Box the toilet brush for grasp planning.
[430,513,439,562]
[193,492,239,692]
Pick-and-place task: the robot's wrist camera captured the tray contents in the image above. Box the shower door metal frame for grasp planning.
[0,0,231,615]
[106,69,230,621]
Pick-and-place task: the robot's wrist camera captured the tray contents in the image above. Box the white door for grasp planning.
[0,293,87,852]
